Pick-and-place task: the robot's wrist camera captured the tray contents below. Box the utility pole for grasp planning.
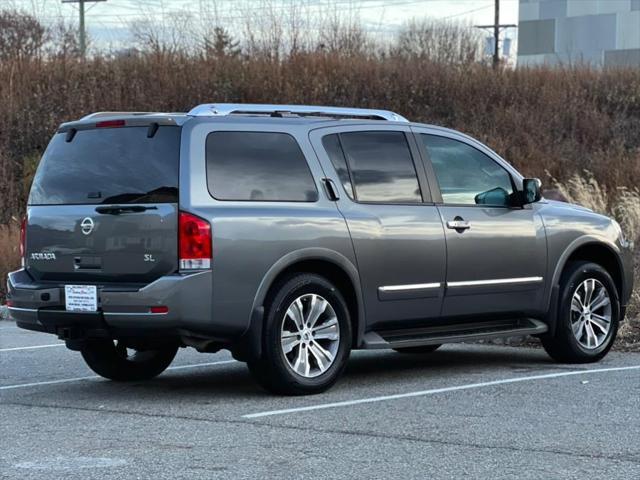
[61,0,106,58]
[493,0,500,69]
[474,0,517,69]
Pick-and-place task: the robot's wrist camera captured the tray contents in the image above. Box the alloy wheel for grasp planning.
[280,293,340,378]
[570,278,612,349]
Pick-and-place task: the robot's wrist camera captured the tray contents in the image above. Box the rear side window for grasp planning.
[322,134,354,199]
[206,132,318,202]
[29,126,180,205]
[338,131,422,203]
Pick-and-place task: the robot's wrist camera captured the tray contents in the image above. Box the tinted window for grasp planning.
[206,132,318,202]
[421,135,514,206]
[322,134,354,199]
[29,126,180,205]
[339,131,422,203]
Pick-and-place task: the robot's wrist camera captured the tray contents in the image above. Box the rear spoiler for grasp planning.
[57,114,185,134]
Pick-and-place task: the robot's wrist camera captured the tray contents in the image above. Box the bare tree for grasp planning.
[131,7,196,55]
[0,10,46,61]
[394,18,482,64]
[317,6,371,56]
[47,20,81,59]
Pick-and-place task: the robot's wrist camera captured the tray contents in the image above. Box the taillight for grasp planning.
[19,216,26,267]
[179,211,212,270]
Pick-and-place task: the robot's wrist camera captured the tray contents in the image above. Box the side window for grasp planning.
[322,134,354,199]
[421,134,514,207]
[338,131,422,203]
[206,131,318,202]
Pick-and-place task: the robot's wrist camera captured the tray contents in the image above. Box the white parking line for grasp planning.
[0,375,100,390]
[242,364,640,419]
[1,344,65,352]
[0,359,236,391]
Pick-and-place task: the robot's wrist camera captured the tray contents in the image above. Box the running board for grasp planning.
[362,318,548,350]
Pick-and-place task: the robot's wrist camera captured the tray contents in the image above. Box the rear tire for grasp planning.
[247,273,352,395]
[541,261,619,363]
[81,339,178,381]
[393,344,442,354]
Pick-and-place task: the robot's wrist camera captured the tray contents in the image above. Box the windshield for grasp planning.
[29,126,180,205]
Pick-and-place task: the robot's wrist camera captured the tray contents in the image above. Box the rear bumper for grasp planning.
[6,268,220,338]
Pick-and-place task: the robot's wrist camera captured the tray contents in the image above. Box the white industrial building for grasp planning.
[518,0,640,67]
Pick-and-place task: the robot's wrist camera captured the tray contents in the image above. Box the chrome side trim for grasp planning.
[7,306,38,312]
[378,282,441,292]
[187,103,409,122]
[447,277,544,288]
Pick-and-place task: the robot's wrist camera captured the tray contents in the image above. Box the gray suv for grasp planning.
[8,103,635,395]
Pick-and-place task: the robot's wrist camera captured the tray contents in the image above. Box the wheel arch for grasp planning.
[545,236,625,335]
[233,248,365,362]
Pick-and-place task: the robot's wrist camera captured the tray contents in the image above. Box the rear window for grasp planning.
[337,131,422,203]
[29,126,181,205]
[206,131,318,202]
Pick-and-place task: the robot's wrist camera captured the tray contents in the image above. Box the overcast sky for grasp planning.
[5,0,519,49]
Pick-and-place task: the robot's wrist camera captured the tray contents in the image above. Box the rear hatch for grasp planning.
[26,120,181,284]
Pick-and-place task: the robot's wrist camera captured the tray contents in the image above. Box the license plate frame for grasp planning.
[64,285,98,312]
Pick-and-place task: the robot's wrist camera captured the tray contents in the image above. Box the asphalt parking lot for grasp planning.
[1,320,640,479]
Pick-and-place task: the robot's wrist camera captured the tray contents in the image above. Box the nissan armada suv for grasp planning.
[7,104,635,395]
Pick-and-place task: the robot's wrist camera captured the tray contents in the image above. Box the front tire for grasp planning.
[247,273,352,395]
[541,261,619,363]
[81,339,178,381]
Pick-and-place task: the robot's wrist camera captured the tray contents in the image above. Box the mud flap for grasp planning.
[231,306,264,362]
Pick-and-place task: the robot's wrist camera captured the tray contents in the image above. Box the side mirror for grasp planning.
[522,178,542,205]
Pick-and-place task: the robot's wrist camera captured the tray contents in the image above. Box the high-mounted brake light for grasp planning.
[179,212,212,270]
[95,119,125,128]
[19,216,26,267]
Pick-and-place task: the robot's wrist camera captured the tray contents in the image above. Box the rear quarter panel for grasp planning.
[179,119,358,338]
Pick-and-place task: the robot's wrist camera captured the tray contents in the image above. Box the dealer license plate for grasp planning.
[64,285,98,312]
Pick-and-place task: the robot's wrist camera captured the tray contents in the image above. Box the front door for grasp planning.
[310,126,447,330]
[413,129,547,318]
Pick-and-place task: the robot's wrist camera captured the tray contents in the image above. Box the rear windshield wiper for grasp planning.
[99,186,178,204]
[95,205,158,215]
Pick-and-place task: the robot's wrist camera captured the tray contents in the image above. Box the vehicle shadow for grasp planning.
[73,344,557,401]
[2,345,561,406]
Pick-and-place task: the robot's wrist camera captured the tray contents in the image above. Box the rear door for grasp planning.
[310,125,447,330]
[26,121,181,284]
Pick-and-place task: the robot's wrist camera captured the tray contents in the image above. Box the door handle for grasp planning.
[322,178,340,201]
[446,219,471,230]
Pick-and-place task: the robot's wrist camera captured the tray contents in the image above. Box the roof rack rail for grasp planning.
[187,103,409,122]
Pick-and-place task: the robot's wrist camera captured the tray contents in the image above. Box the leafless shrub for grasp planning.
[0,220,20,301]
